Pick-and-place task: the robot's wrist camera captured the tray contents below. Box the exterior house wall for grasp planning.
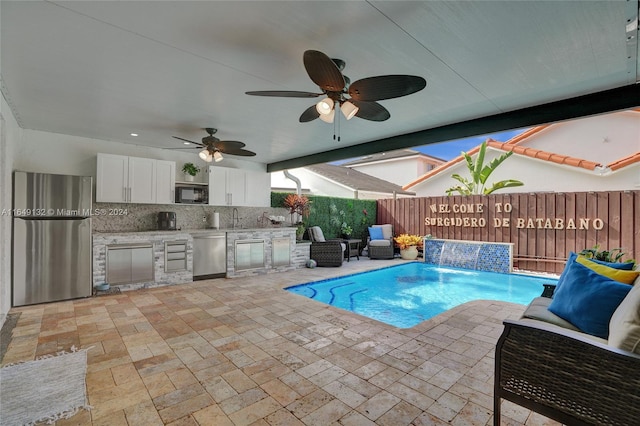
[290,168,356,199]
[525,112,639,164]
[411,149,640,197]
[348,157,437,187]
[409,111,640,197]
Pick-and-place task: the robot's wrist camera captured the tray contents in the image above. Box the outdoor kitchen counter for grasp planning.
[93,227,296,236]
[92,231,194,291]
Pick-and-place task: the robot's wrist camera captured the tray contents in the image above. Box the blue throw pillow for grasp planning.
[368,226,384,240]
[548,261,632,339]
[590,258,635,270]
[555,252,578,293]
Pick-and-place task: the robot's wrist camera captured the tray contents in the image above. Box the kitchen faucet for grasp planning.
[232,208,239,229]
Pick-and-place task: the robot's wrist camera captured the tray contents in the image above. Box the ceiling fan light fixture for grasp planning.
[199,149,213,162]
[213,150,223,162]
[316,97,334,115]
[340,101,359,120]
[319,108,335,123]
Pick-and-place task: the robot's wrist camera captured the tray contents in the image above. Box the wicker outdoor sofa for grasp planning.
[494,267,640,425]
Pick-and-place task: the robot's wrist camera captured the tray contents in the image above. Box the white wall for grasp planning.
[348,157,435,187]
[411,148,640,197]
[520,111,639,164]
[1,95,20,327]
[15,129,267,186]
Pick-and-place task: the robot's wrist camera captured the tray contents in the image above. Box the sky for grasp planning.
[413,128,526,161]
[332,128,527,165]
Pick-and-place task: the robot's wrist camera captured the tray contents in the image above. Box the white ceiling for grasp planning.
[2,1,638,170]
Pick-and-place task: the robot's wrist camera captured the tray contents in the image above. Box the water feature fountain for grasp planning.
[424,238,513,273]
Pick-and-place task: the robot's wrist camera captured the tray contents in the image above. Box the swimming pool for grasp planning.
[286,262,557,328]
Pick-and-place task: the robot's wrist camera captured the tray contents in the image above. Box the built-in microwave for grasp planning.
[175,185,208,204]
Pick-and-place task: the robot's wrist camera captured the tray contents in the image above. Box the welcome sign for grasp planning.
[424,201,604,230]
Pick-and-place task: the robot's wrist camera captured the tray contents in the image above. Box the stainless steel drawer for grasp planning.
[167,252,186,260]
[165,240,187,272]
[166,244,186,253]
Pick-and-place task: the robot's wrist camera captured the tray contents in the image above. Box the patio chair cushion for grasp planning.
[308,226,325,242]
[521,297,580,331]
[368,226,384,240]
[548,261,632,339]
[369,239,391,247]
[373,224,393,240]
[609,282,640,353]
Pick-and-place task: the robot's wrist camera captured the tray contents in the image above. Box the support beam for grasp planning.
[267,83,640,172]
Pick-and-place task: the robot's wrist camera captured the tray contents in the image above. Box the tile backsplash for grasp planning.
[92,203,291,232]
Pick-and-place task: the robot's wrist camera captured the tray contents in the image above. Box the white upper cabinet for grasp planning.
[96,154,174,204]
[208,167,268,207]
[244,169,271,207]
[155,160,176,204]
[96,154,129,202]
[128,157,156,204]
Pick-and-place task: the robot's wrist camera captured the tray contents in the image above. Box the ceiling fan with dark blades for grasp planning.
[246,50,426,124]
[170,128,256,163]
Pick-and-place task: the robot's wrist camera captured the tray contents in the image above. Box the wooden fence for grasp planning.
[377,191,640,273]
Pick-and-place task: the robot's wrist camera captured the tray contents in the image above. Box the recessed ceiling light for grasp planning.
[183,142,191,145]
[130,133,138,137]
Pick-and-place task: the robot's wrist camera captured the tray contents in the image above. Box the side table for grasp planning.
[344,239,360,261]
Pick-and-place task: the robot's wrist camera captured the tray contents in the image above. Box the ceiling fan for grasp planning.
[171,128,256,163]
[246,50,426,124]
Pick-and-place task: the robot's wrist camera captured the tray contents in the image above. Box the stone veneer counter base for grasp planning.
[92,232,194,291]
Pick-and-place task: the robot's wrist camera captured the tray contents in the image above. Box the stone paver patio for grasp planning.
[2,258,560,425]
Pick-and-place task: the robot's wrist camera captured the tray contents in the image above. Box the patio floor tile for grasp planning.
[1,257,557,425]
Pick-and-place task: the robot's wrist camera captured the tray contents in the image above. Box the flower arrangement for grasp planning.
[394,234,424,250]
[283,194,311,224]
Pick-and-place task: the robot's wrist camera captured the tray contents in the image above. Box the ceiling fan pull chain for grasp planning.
[337,106,341,142]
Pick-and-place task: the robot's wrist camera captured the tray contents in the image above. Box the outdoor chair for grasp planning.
[367,224,394,259]
[308,226,345,267]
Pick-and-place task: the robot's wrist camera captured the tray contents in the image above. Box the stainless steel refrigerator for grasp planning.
[12,171,93,306]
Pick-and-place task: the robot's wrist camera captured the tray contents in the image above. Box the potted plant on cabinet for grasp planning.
[393,234,424,260]
[182,163,200,182]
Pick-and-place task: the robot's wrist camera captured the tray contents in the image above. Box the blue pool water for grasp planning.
[286,262,557,328]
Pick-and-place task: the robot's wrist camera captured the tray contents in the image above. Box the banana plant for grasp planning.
[446,141,524,195]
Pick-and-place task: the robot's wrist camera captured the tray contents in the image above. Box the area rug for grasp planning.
[0,346,91,425]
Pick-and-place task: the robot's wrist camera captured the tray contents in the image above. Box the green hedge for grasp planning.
[271,192,376,240]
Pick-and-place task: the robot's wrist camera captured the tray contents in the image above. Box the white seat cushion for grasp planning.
[369,239,391,247]
[309,226,325,242]
[609,282,640,353]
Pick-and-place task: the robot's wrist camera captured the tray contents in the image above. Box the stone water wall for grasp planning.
[424,238,513,273]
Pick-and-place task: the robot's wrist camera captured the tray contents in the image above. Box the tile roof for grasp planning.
[305,163,415,196]
[608,151,640,171]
